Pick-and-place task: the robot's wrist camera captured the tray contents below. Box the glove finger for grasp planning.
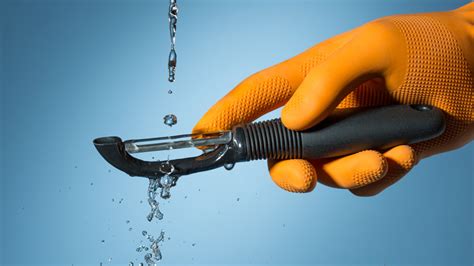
[350,145,417,196]
[193,30,357,134]
[282,21,401,130]
[311,150,388,189]
[267,159,317,193]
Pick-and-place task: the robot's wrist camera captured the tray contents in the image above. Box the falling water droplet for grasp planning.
[126,220,130,224]
[163,114,177,127]
[168,89,173,94]
[224,163,235,170]
[136,245,149,252]
[161,188,171,199]
[128,227,133,231]
[160,175,173,187]
[159,175,175,199]
[144,253,155,265]
[151,243,162,261]
[157,231,165,242]
[168,48,177,82]
[236,197,240,202]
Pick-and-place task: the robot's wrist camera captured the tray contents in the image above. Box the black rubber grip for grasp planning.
[236,105,445,161]
[240,119,302,160]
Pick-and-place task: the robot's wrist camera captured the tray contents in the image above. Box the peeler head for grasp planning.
[93,135,237,179]
[93,136,167,178]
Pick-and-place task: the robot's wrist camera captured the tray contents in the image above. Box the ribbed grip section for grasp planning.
[241,119,303,161]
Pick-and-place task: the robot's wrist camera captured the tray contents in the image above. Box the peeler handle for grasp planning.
[233,104,446,161]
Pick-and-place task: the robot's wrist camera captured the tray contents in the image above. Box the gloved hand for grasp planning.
[193,3,474,196]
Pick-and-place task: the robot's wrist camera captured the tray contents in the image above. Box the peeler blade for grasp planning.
[123,131,232,154]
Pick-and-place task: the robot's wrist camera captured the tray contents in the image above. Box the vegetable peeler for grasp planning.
[93,105,445,183]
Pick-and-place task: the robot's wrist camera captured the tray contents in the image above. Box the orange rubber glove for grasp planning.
[193,3,474,196]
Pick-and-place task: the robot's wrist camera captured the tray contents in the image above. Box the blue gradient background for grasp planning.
[1,0,473,265]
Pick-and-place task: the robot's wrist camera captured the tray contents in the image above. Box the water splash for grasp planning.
[151,231,165,261]
[146,179,164,222]
[138,231,165,264]
[140,168,177,262]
